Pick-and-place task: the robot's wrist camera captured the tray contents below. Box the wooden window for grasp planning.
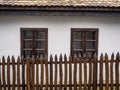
[21,28,48,58]
[71,28,98,58]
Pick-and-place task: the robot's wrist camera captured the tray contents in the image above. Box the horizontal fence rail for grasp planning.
[0,53,120,90]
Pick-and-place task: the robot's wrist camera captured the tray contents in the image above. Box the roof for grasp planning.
[0,0,120,7]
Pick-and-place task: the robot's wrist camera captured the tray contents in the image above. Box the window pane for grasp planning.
[36,32,45,39]
[86,51,94,58]
[24,31,33,39]
[86,42,95,49]
[36,51,45,58]
[36,41,45,49]
[73,41,82,49]
[86,32,95,40]
[73,32,82,39]
[73,51,82,57]
[24,41,33,48]
[24,51,32,58]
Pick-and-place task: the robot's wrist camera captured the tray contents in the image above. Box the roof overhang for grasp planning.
[0,5,120,16]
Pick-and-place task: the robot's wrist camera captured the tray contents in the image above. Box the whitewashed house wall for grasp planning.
[0,16,120,59]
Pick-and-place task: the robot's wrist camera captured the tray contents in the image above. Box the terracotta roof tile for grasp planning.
[0,0,120,7]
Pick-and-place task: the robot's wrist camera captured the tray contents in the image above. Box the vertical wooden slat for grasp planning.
[110,53,114,90]
[40,55,44,90]
[45,55,48,90]
[105,53,109,90]
[31,56,35,90]
[115,53,119,90]
[59,54,63,90]
[7,56,10,90]
[36,58,39,90]
[83,54,87,90]
[2,56,6,90]
[74,55,77,90]
[26,58,30,90]
[99,54,103,90]
[69,56,72,90]
[79,54,82,90]
[12,56,16,90]
[50,55,53,90]
[64,54,67,90]
[17,56,20,90]
[0,59,2,90]
[93,53,97,90]
[88,57,92,90]
[54,55,58,90]
[22,56,25,90]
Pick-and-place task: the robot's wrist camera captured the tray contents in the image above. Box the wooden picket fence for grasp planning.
[0,53,120,90]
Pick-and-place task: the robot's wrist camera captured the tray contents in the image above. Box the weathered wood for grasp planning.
[64,54,67,90]
[99,54,103,90]
[69,56,72,90]
[0,59,2,90]
[12,56,16,90]
[79,54,82,90]
[26,58,30,90]
[40,55,44,90]
[115,53,119,90]
[2,56,6,90]
[54,55,58,90]
[17,56,20,90]
[36,58,39,90]
[31,57,35,90]
[45,56,48,90]
[59,54,63,90]
[105,53,109,90]
[50,55,53,90]
[83,54,87,90]
[88,57,92,90]
[74,55,77,90]
[93,53,97,90]
[22,56,25,90]
[110,53,114,90]
[7,56,10,90]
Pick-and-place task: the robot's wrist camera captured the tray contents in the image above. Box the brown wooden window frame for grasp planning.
[20,28,48,58]
[71,28,98,58]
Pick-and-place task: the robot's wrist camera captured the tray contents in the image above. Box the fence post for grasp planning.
[93,53,97,90]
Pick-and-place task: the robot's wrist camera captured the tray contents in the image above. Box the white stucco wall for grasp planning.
[0,16,120,59]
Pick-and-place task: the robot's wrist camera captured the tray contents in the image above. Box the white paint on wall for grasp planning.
[0,16,120,59]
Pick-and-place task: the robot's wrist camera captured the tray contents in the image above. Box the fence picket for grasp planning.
[36,58,39,90]
[26,58,30,90]
[7,56,10,90]
[83,54,87,90]
[12,56,16,90]
[69,56,72,90]
[22,56,25,90]
[100,54,103,90]
[50,55,53,90]
[59,54,63,90]
[64,54,67,90]
[0,59,2,90]
[88,57,92,90]
[110,53,114,90]
[74,55,77,90]
[115,53,119,90]
[2,56,6,90]
[17,56,20,90]
[79,54,82,90]
[54,55,58,90]
[45,56,48,90]
[40,55,44,90]
[93,53,97,90]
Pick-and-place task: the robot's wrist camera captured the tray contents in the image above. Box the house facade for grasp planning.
[0,0,120,59]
